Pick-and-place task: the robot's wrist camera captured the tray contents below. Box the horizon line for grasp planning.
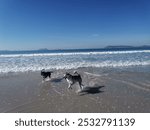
[0,45,150,51]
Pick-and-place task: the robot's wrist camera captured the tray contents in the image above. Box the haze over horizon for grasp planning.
[0,0,150,50]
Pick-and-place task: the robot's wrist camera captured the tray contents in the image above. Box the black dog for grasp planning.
[41,69,53,81]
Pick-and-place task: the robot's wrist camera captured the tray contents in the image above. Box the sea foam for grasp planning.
[0,50,150,73]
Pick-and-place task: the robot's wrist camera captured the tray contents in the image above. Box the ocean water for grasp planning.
[0,49,150,73]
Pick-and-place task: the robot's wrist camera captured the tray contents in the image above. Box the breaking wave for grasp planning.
[0,50,150,73]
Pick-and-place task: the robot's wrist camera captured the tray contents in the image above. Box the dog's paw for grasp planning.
[42,80,44,83]
[76,89,82,93]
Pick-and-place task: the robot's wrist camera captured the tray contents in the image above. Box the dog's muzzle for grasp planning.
[63,74,67,79]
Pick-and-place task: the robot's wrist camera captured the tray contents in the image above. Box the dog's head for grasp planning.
[63,72,71,79]
[41,69,45,76]
[41,69,45,72]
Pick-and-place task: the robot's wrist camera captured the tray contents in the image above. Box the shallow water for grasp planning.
[0,50,150,73]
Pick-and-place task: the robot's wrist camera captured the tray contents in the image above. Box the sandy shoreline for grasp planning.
[0,67,150,113]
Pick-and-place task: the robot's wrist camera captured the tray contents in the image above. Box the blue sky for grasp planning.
[0,0,150,50]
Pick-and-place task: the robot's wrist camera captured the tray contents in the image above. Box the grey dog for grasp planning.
[64,71,84,90]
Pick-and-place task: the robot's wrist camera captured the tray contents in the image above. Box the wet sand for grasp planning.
[0,67,150,113]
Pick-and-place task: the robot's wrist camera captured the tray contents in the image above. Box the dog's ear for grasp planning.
[73,71,78,74]
[66,72,69,74]
[41,69,45,72]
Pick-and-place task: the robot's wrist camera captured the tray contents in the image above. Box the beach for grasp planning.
[0,67,150,113]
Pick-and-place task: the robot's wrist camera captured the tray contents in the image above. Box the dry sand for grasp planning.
[0,67,150,113]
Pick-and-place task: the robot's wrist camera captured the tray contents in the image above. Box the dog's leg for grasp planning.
[48,75,51,80]
[79,82,83,90]
[68,83,72,89]
[42,77,45,83]
[81,83,84,89]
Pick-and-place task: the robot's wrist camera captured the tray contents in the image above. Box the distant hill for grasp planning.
[38,48,49,51]
[105,45,150,49]
[105,45,133,49]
